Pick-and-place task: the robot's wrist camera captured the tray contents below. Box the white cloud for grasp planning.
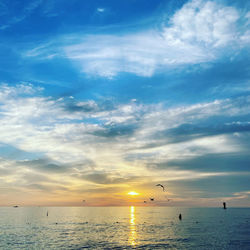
[22,0,249,78]
[63,30,212,78]
[97,8,105,13]
[0,83,249,167]
[62,0,246,78]
[1,83,250,204]
[164,0,240,47]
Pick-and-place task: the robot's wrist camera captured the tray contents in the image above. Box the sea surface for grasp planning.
[0,207,249,249]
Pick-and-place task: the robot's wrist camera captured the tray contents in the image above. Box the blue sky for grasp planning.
[0,0,249,206]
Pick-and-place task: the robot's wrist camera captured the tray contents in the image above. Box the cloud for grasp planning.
[0,82,43,100]
[73,171,141,185]
[233,190,250,199]
[24,182,69,192]
[62,98,116,114]
[163,0,240,47]
[0,0,43,30]
[169,174,250,197]
[63,31,212,78]
[21,0,249,78]
[0,1,249,205]
[97,8,105,13]
[0,142,43,161]
[0,83,250,204]
[91,123,138,138]
[21,0,249,79]
[0,162,13,176]
[155,121,250,144]
[1,83,250,163]
[63,100,99,113]
[153,152,250,172]
[18,158,69,173]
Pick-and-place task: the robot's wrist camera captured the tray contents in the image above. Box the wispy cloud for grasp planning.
[23,0,250,78]
[0,83,250,205]
[97,8,105,13]
[1,1,250,206]
[0,0,43,30]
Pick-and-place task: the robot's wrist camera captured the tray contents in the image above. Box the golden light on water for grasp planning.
[128,191,139,196]
[130,206,135,225]
[129,206,137,246]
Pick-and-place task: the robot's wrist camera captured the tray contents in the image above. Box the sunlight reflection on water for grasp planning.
[129,206,137,246]
[0,207,249,249]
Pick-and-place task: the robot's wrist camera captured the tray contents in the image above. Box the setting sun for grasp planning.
[128,191,139,196]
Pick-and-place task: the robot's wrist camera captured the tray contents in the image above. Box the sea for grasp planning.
[0,207,249,249]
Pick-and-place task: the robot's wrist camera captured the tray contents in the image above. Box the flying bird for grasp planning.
[156,184,165,192]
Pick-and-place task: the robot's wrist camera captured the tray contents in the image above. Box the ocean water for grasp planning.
[0,207,249,249]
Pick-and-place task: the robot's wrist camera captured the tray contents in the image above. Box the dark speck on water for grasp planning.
[0,207,249,249]
[179,213,182,220]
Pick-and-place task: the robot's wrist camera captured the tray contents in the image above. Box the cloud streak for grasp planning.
[0,83,249,205]
[0,0,249,205]
[0,0,43,30]
[23,0,250,78]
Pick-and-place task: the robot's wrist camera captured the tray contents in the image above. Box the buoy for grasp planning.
[223,202,227,209]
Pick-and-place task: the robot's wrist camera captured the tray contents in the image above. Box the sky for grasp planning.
[0,0,250,207]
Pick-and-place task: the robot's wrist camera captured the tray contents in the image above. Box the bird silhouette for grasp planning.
[156,184,165,192]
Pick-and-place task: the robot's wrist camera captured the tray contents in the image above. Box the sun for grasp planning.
[128,191,139,196]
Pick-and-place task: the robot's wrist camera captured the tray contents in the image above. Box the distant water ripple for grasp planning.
[0,207,249,249]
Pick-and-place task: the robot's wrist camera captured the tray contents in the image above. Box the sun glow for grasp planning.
[128,191,139,196]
